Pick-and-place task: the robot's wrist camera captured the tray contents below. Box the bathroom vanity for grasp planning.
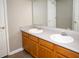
[20,0,79,58]
[21,25,79,58]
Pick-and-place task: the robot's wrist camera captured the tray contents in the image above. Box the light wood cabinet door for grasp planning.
[38,44,54,58]
[30,40,38,57]
[22,36,38,57]
[22,36,32,53]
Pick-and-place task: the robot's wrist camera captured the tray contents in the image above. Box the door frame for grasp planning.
[72,0,75,30]
[3,0,10,55]
[72,0,79,31]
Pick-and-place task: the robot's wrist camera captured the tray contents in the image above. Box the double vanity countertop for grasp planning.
[20,25,79,53]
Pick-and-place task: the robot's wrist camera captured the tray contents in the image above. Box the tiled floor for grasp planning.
[4,51,33,58]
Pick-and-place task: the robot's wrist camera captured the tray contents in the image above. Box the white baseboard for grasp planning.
[8,48,24,55]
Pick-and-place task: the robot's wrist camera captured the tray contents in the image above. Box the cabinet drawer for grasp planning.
[39,39,54,50]
[22,31,29,38]
[55,45,79,58]
[30,34,38,43]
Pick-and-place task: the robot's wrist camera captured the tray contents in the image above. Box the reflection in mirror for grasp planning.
[32,0,79,32]
[32,0,48,26]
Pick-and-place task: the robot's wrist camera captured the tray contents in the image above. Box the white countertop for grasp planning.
[20,25,79,53]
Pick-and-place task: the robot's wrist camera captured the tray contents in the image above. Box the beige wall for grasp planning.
[7,0,32,52]
[56,0,73,29]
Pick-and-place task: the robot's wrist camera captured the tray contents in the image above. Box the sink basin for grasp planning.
[50,34,74,44]
[29,28,43,33]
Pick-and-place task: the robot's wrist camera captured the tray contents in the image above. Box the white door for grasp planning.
[0,0,7,57]
[47,0,56,28]
[73,0,79,31]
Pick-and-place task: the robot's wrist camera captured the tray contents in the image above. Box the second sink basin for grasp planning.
[29,28,43,34]
[50,34,74,44]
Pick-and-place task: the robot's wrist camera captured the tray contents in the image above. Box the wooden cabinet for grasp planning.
[54,52,66,58]
[29,40,38,57]
[38,38,55,58]
[38,44,54,58]
[55,45,79,58]
[22,31,79,58]
[22,36,31,52]
[39,39,54,50]
[30,34,38,43]
[22,32,38,57]
[22,32,29,38]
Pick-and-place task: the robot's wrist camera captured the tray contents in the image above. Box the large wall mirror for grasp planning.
[32,0,79,32]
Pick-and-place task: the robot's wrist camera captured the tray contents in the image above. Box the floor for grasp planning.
[4,51,33,58]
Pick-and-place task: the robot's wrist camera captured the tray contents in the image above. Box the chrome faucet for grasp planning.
[61,32,68,36]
